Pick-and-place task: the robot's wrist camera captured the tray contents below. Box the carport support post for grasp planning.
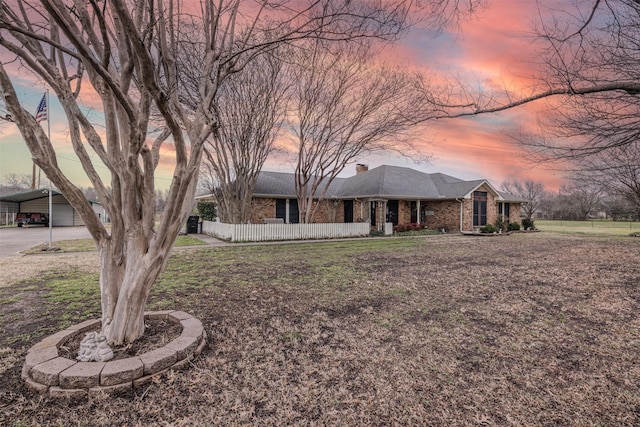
[45,89,52,249]
[48,187,52,249]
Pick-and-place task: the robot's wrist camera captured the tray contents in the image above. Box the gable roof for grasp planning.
[210,165,528,203]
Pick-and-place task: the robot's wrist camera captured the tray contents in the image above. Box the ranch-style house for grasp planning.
[199,164,527,232]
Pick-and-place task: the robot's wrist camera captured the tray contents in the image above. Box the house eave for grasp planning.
[463,180,503,200]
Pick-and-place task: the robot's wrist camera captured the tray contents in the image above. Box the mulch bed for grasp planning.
[57,319,182,361]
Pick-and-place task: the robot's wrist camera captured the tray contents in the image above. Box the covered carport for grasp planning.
[0,189,105,226]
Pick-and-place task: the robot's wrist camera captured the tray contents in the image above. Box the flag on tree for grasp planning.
[34,94,47,123]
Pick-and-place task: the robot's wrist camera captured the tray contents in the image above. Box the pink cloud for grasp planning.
[2,0,570,194]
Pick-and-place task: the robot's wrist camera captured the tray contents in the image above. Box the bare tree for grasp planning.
[559,180,604,221]
[155,189,170,213]
[289,42,428,223]
[601,192,637,221]
[501,180,550,220]
[439,1,639,161]
[0,0,430,345]
[574,142,640,218]
[201,52,288,224]
[1,172,31,192]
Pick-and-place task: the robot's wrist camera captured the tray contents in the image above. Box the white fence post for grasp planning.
[384,222,393,235]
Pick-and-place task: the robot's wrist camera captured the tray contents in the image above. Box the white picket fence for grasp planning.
[202,220,370,242]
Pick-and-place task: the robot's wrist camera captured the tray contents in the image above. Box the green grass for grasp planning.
[22,238,99,254]
[536,219,640,236]
[44,271,101,326]
[174,235,207,246]
[22,234,206,254]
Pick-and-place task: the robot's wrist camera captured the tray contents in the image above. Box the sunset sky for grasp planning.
[0,0,569,192]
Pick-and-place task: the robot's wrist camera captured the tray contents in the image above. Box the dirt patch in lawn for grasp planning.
[1,233,639,426]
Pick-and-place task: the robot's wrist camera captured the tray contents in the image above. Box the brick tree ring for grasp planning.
[21,311,207,398]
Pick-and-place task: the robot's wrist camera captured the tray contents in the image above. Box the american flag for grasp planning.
[34,94,47,123]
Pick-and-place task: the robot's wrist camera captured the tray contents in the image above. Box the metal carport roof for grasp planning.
[0,188,62,203]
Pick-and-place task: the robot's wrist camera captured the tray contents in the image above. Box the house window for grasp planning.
[498,202,510,218]
[473,191,487,227]
[276,199,286,221]
[275,199,299,223]
[288,199,299,224]
[344,200,354,223]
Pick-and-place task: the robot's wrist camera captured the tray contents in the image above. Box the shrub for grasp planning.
[522,218,535,230]
[393,223,423,233]
[197,201,217,221]
[495,216,505,232]
[480,224,496,233]
[507,222,521,231]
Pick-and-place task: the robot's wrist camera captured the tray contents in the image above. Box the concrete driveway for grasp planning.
[0,226,92,258]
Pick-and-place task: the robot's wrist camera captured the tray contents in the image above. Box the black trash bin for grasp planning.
[186,215,199,234]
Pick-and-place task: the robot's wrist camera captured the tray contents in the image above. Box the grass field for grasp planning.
[21,234,207,254]
[536,219,640,236]
[1,233,639,425]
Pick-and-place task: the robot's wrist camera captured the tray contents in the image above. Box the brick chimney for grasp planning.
[356,164,369,175]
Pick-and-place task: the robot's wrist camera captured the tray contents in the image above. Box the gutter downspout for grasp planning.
[456,198,464,232]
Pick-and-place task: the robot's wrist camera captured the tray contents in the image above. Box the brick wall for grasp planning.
[422,200,462,231]
[247,192,523,229]
[310,199,344,223]
[399,201,412,224]
[249,198,276,223]
[249,197,346,223]
[485,186,499,228]
[504,203,523,225]
[354,199,370,223]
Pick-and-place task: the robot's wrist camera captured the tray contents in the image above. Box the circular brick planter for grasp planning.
[21,310,206,398]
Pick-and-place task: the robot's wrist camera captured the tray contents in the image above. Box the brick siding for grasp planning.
[247,192,521,231]
[249,198,276,223]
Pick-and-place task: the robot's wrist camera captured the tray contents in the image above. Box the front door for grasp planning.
[370,202,377,226]
[386,200,398,225]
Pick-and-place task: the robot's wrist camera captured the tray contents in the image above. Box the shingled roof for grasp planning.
[253,171,347,198]
[251,165,525,202]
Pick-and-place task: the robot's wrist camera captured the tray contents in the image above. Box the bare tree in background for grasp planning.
[444,0,639,161]
[155,189,170,213]
[200,53,288,223]
[501,180,550,220]
[289,42,429,223]
[574,142,640,218]
[0,0,437,345]
[558,180,605,221]
[1,173,31,193]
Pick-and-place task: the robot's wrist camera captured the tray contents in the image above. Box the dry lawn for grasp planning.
[1,233,639,426]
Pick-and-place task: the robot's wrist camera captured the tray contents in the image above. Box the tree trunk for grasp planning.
[99,232,170,346]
